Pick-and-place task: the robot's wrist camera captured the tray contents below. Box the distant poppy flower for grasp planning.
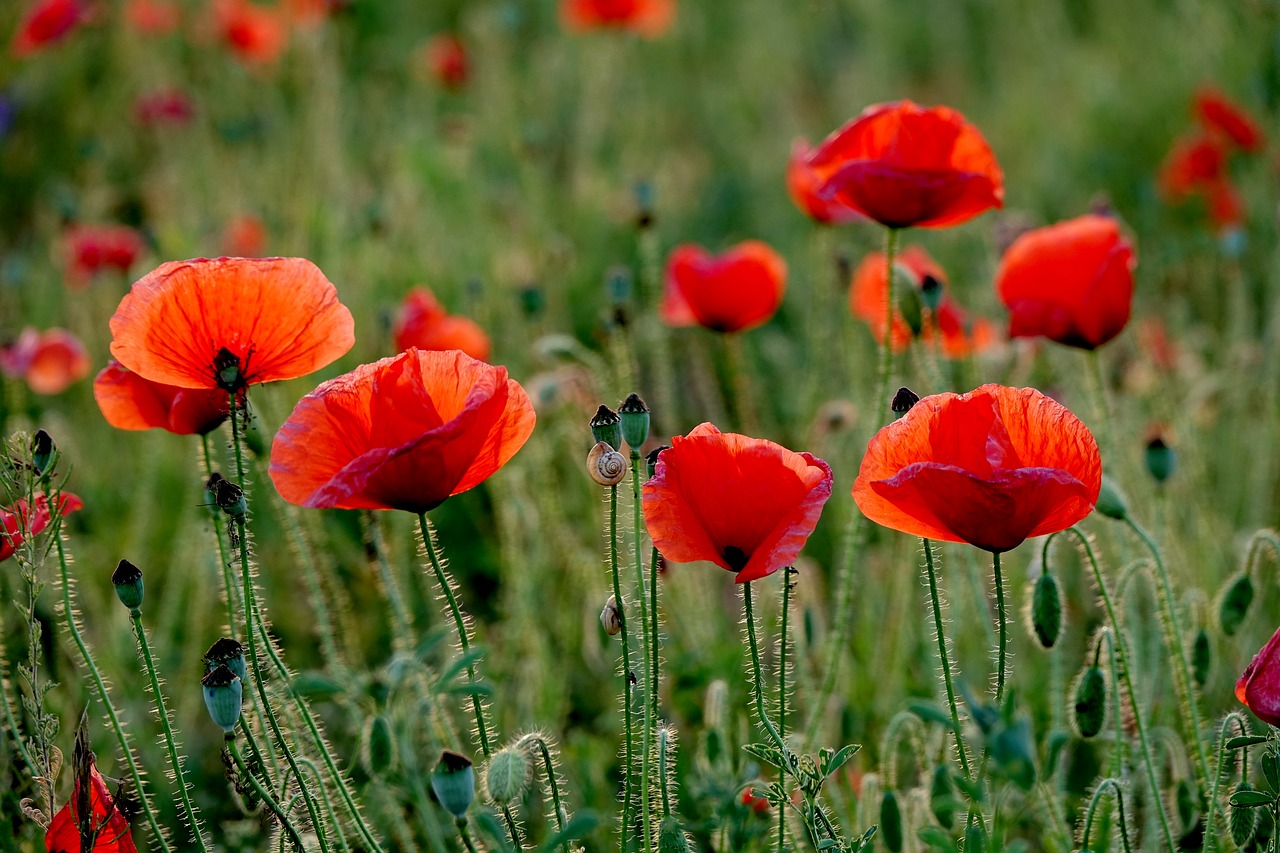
[661,241,787,333]
[1,492,83,563]
[94,361,232,435]
[221,214,266,257]
[1195,87,1264,152]
[285,0,332,26]
[108,256,354,393]
[12,0,88,56]
[854,384,1101,553]
[1137,317,1178,372]
[133,88,193,127]
[43,756,135,852]
[642,423,832,583]
[1238,624,1280,727]
[64,224,144,286]
[1204,179,1244,229]
[0,327,90,395]
[1158,133,1227,198]
[125,0,179,34]
[214,0,287,64]
[786,139,862,225]
[996,215,1136,350]
[561,0,674,37]
[808,100,1004,229]
[269,348,536,513]
[421,34,468,90]
[393,287,491,362]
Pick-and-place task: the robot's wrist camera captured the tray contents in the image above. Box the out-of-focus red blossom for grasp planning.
[1195,87,1265,152]
[269,349,536,513]
[741,788,771,815]
[1,328,90,395]
[285,0,332,26]
[214,0,287,64]
[133,88,194,127]
[393,287,491,363]
[786,139,862,225]
[94,361,233,436]
[125,0,179,34]
[560,0,674,37]
[642,423,832,584]
[64,224,145,285]
[1158,133,1227,197]
[422,34,469,90]
[1204,179,1244,229]
[221,214,267,257]
[1238,624,1280,727]
[808,100,1004,230]
[853,385,1101,553]
[1137,317,1178,372]
[11,0,88,57]
[661,241,787,333]
[1,492,84,563]
[996,215,1136,350]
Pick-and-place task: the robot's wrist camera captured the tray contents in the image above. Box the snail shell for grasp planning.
[588,441,627,486]
[599,594,622,636]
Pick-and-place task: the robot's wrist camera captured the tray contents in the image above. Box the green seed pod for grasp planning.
[1030,571,1063,649]
[618,393,651,452]
[484,746,530,806]
[1144,435,1176,484]
[1191,629,1211,688]
[201,664,243,734]
[589,405,622,451]
[111,559,145,611]
[31,430,56,478]
[880,789,903,853]
[430,751,475,820]
[203,638,247,682]
[361,714,396,777]
[1073,665,1107,738]
[657,816,691,853]
[1219,572,1255,636]
[1231,782,1259,847]
[891,387,920,417]
[1095,476,1129,521]
[930,764,957,829]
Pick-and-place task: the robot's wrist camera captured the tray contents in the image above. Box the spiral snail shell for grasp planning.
[587,441,627,486]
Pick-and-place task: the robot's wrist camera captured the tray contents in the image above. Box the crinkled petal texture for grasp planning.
[94,362,231,435]
[996,215,1136,350]
[810,100,1004,229]
[854,385,1100,553]
[45,764,137,853]
[661,242,787,333]
[269,348,536,513]
[643,423,832,583]
[109,257,354,390]
[1238,625,1280,726]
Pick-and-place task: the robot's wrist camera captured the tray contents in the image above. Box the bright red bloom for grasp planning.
[125,0,179,34]
[422,34,469,90]
[269,349,536,513]
[996,215,1136,350]
[12,0,88,56]
[221,214,266,257]
[65,224,144,286]
[108,256,354,392]
[0,328,90,395]
[786,139,862,225]
[44,763,135,852]
[1195,87,1264,152]
[808,100,1004,229]
[2,492,83,563]
[642,423,832,583]
[133,88,194,127]
[1158,133,1227,197]
[854,384,1101,553]
[214,0,287,64]
[94,361,232,436]
[393,287,491,362]
[561,0,674,36]
[661,241,787,333]
[1238,625,1280,727]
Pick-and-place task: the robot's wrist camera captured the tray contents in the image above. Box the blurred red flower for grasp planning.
[422,34,469,90]
[108,256,354,392]
[11,0,88,56]
[125,0,179,35]
[393,287,491,362]
[661,241,787,333]
[1238,624,1280,727]
[807,100,1004,229]
[1195,87,1264,152]
[214,0,287,64]
[221,214,267,257]
[64,224,144,285]
[853,385,1100,553]
[2,492,83,563]
[269,349,536,513]
[642,423,832,583]
[786,138,862,225]
[996,215,1136,350]
[285,0,332,27]
[133,88,194,127]
[94,361,233,435]
[561,0,674,36]
[1158,133,1227,197]
[1,327,90,395]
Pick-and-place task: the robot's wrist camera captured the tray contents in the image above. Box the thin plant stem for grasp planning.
[1080,779,1133,853]
[777,568,794,853]
[600,485,637,847]
[649,545,661,736]
[298,756,351,853]
[526,734,570,841]
[456,820,480,853]
[1204,711,1250,853]
[741,582,786,751]
[992,551,1008,704]
[657,729,673,818]
[631,454,653,852]
[200,433,239,641]
[227,731,307,851]
[723,333,760,435]
[874,227,900,443]
[921,539,974,784]
[366,511,416,653]
[1086,349,1112,461]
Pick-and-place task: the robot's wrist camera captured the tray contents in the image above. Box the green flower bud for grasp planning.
[1219,572,1255,636]
[1192,628,1211,688]
[431,750,475,820]
[1095,476,1129,520]
[919,273,944,312]
[1030,571,1063,649]
[657,816,691,853]
[361,715,396,777]
[484,746,530,806]
[1231,782,1259,848]
[891,264,923,337]
[589,405,622,451]
[31,430,56,478]
[1073,665,1107,738]
[111,559,145,611]
[618,393,651,452]
[202,664,242,733]
[880,789,904,852]
[930,765,957,829]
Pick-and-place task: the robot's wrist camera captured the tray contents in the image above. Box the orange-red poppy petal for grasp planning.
[661,241,787,333]
[394,287,492,362]
[94,362,231,435]
[45,764,137,853]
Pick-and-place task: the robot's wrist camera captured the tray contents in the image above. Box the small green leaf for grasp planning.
[742,742,784,770]
[1229,790,1276,807]
[908,701,954,728]
[1227,735,1269,749]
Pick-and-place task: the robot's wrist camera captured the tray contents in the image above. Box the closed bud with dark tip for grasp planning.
[31,430,56,478]
[203,638,247,681]
[891,387,920,417]
[484,745,530,806]
[1073,665,1107,738]
[206,472,246,518]
[202,664,242,733]
[111,559,145,611]
[892,265,924,336]
[618,393,651,451]
[1219,572,1255,636]
[431,750,475,820]
[589,405,622,450]
[920,273,944,312]
[1145,435,1176,483]
[1030,571,1063,649]
[361,715,396,777]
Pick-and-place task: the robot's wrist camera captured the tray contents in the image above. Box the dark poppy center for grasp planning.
[213,347,244,392]
[723,545,749,571]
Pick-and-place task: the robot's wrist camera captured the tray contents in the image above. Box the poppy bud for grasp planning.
[657,815,691,853]
[587,441,627,486]
[1262,750,1280,791]
[891,387,920,417]
[1218,572,1255,636]
[618,393,651,451]
[206,473,246,519]
[1145,435,1176,483]
[646,445,669,478]
[880,789,904,852]
[1073,665,1107,738]
[919,274,944,312]
[1231,782,1259,847]
[634,180,656,230]
[484,745,530,806]
[430,750,475,820]
[589,405,623,450]
[111,559,145,611]
[892,266,924,337]
[606,267,632,310]
[203,638,247,682]
[1192,628,1211,687]
[360,714,396,777]
[519,284,544,318]
[201,664,242,734]
[1094,476,1129,520]
[965,824,987,853]
[600,594,623,636]
[1030,571,1063,649]
[31,429,56,478]
[930,765,957,829]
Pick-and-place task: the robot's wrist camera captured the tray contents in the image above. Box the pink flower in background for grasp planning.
[1,492,84,562]
[133,88,194,126]
[1,328,90,395]
[64,224,144,285]
[12,0,88,56]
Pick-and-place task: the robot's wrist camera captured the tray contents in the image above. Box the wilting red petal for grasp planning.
[643,423,832,583]
[94,362,231,435]
[108,257,354,391]
[809,100,1003,229]
[1195,87,1265,152]
[393,287,491,362]
[12,0,88,56]
[1239,625,1280,727]
[561,0,674,36]
[787,139,862,225]
[996,215,1136,350]
[854,385,1100,553]
[661,241,787,333]
[269,349,535,513]
[44,764,136,853]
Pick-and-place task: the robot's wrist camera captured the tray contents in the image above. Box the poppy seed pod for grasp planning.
[203,637,247,682]
[111,559,145,611]
[430,750,475,820]
[588,442,627,486]
[201,664,243,734]
[31,429,56,478]
[618,393,651,451]
[590,405,622,450]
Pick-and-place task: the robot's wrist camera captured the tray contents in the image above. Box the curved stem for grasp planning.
[742,581,787,751]
[1204,712,1251,853]
[1080,778,1133,853]
[227,732,307,851]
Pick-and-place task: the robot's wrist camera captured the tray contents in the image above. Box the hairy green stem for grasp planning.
[1080,779,1133,853]
[993,551,1008,704]
[631,455,653,852]
[227,731,307,851]
[777,568,793,853]
[366,511,416,653]
[1204,712,1250,853]
[921,539,974,784]
[601,485,637,847]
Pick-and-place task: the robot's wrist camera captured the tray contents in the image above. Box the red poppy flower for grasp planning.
[853,384,1101,553]
[807,100,1004,229]
[108,256,354,392]
[1158,133,1227,198]
[1195,87,1264,152]
[1204,179,1244,229]
[561,0,674,36]
[0,327,90,395]
[133,89,194,127]
[214,0,287,64]
[393,287,491,362]
[11,0,88,56]
[2,492,83,563]
[1238,624,1280,727]
[661,241,787,333]
[221,214,266,257]
[642,423,832,583]
[786,138,862,225]
[269,348,536,513]
[94,361,232,436]
[125,0,179,34]
[996,215,1136,350]
[64,224,144,286]
[44,762,136,853]
[422,34,469,90]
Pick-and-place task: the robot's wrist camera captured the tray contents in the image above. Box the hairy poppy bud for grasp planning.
[1073,665,1107,738]
[1030,571,1063,649]
[618,393,651,452]
[1095,476,1129,520]
[920,273,944,312]
[203,638,247,682]
[891,387,920,416]
[202,664,242,734]
[1145,435,1176,483]
[600,594,622,636]
[880,789,904,852]
[361,715,396,777]
[588,441,627,486]
[1219,572,1255,636]
[590,405,622,450]
[634,180,656,230]
[930,765,957,829]
[484,745,530,806]
[657,815,691,853]
[431,750,475,820]
[111,559,145,611]
[1192,628,1211,688]
[31,430,56,478]
[892,266,924,337]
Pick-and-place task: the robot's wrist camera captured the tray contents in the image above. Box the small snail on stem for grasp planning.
[588,441,627,486]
